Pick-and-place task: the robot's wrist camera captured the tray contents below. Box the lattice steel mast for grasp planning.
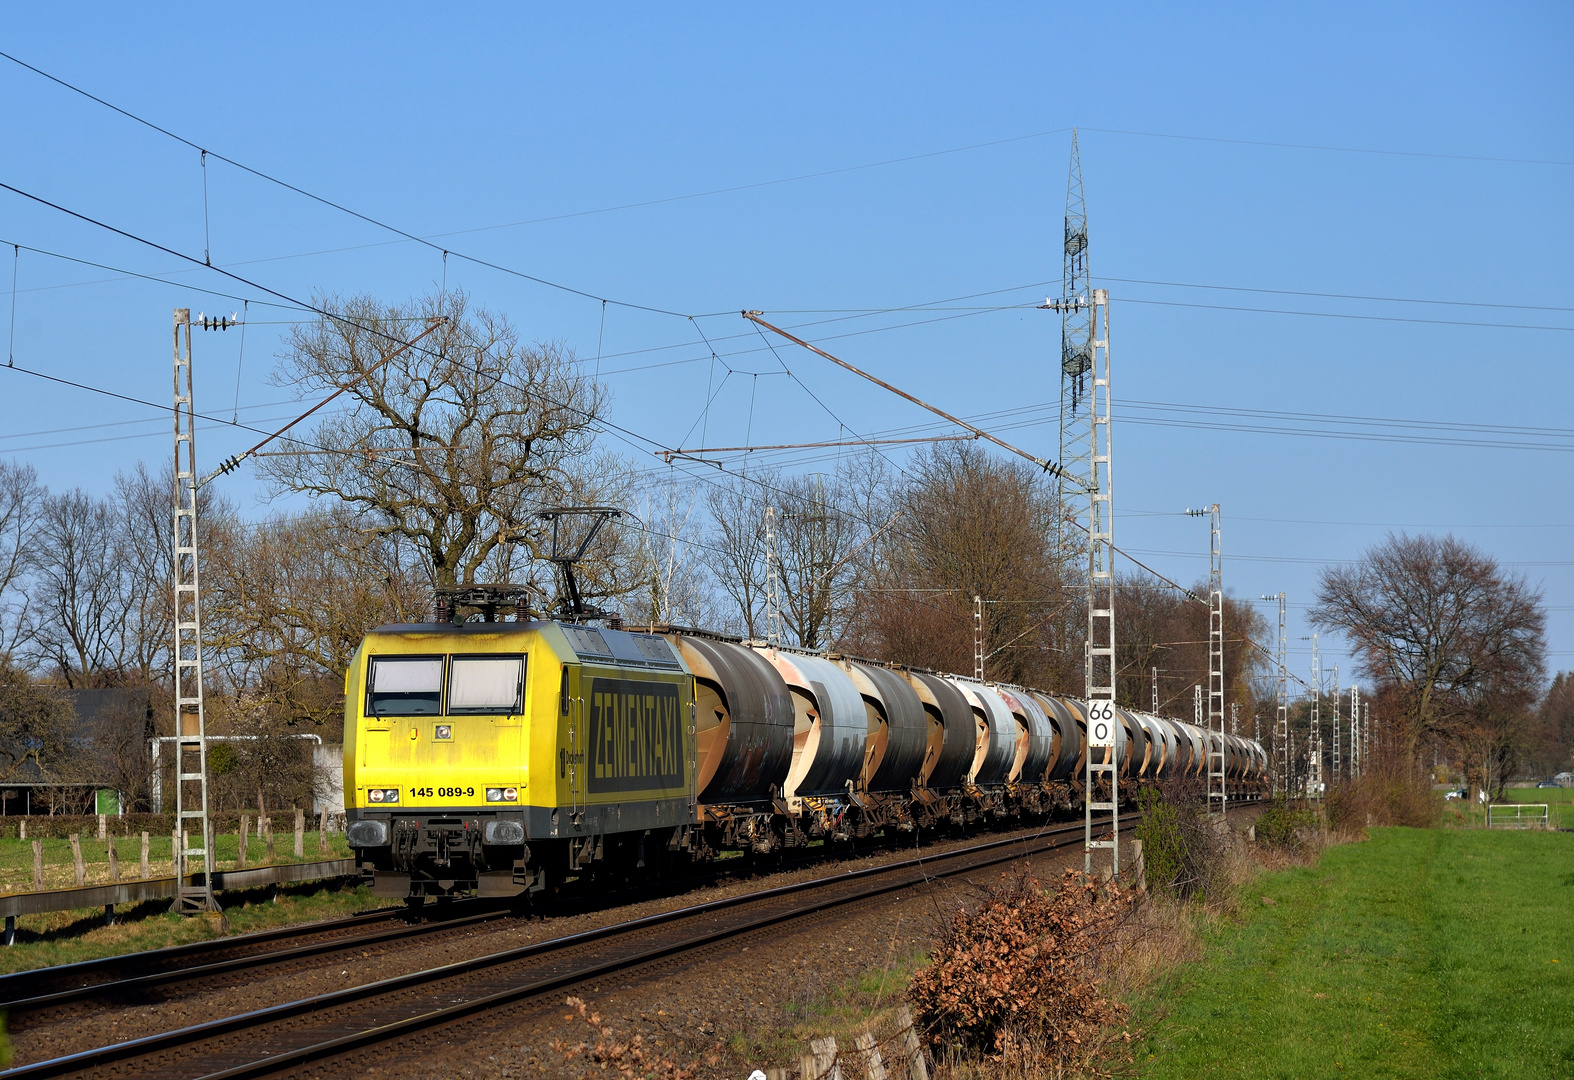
[1350,683,1362,778]
[1190,505,1225,814]
[1331,663,1341,781]
[171,308,217,914]
[1057,131,1093,541]
[1043,133,1115,872]
[1309,634,1322,798]
[1080,288,1115,872]
[973,595,985,680]
[1263,592,1288,796]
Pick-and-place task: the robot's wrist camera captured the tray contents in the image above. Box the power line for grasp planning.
[1101,275,1574,314]
[1082,124,1574,168]
[0,237,304,311]
[1122,295,1573,333]
[0,50,724,321]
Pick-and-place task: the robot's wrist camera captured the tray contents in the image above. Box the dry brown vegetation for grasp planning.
[551,996,710,1080]
[1325,768,1442,830]
[908,868,1135,1061]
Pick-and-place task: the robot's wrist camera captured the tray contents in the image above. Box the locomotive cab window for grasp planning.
[447,656,525,715]
[367,656,444,716]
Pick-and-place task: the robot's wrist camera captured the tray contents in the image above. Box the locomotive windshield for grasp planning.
[448,656,525,714]
[367,656,444,716]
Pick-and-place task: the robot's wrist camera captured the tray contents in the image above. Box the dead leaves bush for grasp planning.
[907,868,1133,1061]
[551,996,708,1080]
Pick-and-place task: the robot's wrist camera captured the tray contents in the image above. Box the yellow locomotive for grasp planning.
[344,618,696,899]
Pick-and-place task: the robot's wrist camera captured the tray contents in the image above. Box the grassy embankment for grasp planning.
[0,832,384,973]
[1132,826,1574,1079]
[0,831,355,893]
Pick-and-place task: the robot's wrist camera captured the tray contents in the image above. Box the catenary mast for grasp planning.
[1043,132,1116,873]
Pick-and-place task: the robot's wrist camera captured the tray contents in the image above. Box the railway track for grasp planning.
[1,812,1158,1080]
[0,900,509,1024]
[0,811,1140,1027]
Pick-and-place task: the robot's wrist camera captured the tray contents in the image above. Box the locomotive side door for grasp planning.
[560,663,586,821]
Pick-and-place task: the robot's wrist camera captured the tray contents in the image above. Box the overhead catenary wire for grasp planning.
[660,433,979,463]
[0,362,409,467]
[743,311,1076,483]
[7,45,1566,338]
[1080,124,1574,168]
[231,299,248,423]
[0,49,724,322]
[204,316,450,483]
[6,243,15,366]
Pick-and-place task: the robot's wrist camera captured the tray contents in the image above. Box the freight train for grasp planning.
[343,616,1267,901]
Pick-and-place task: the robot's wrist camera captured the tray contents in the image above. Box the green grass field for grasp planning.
[1132,827,1574,1079]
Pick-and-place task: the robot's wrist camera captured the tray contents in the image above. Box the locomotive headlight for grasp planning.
[366,788,400,804]
[486,786,519,803]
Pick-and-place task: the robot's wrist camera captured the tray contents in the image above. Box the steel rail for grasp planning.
[0,905,404,1007]
[2,814,1143,1080]
[0,903,512,1019]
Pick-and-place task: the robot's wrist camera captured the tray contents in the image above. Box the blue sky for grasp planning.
[1,3,1570,685]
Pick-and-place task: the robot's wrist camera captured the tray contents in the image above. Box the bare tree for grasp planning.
[0,461,43,657]
[774,471,862,650]
[0,655,73,781]
[845,444,1078,690]
[631,478,714,627]
[1527,672,1574,777]
[29,488,130,685]
[263,290,609,591]
[205,504,430,725]
[702,473,771,638]
[1115,572,1268,718]
[703,463,876,648]
[1309,533,1547,764]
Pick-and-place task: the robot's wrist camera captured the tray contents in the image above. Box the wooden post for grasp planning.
[107,837,121,882]
[68,833,85,886]
[98,813,107,842]
[238,814,251,869]
[294,808,305,859]
[895,1006,929,1080]
[799,1053,821,1080]
[765,1069,789,1080]
[140,832,150,879]
[318,805,329,852]
[856,1032,887,1080]
[18,818,24,840]
[810,1037,840,1080]
[265,818,275,863]
[31,839,42,890]
[1129,837,1145,892]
